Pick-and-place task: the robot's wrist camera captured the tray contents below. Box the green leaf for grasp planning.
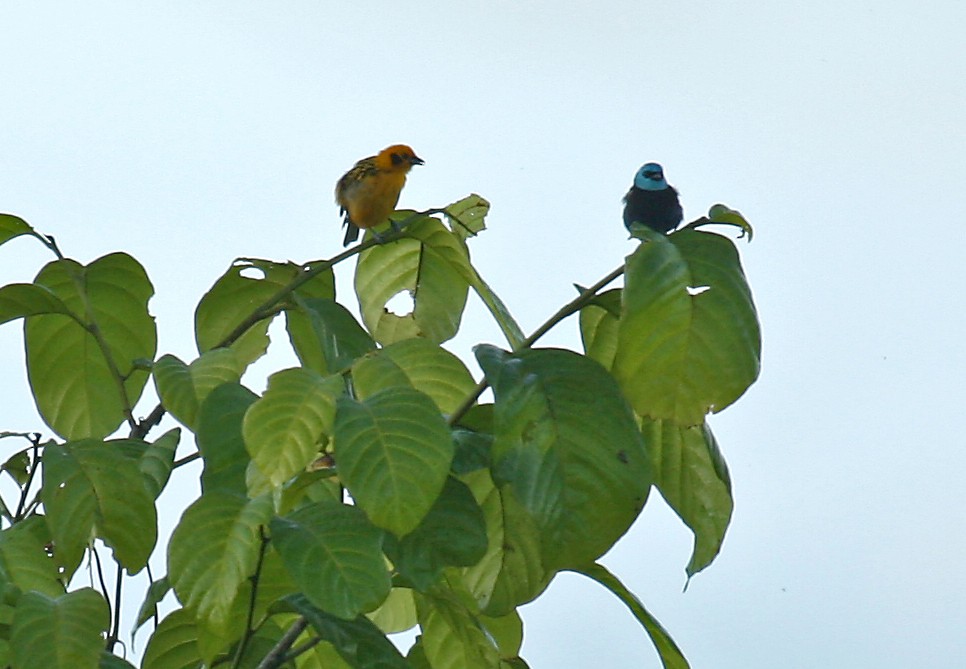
[476,345,651,570]
[286,297,375,374]
[355,215,469,345]
[11,588,109,669]
[25,253,157,440]
[2,448,31,486]
[153,350,244,430]
[576,563,690,669]
[479,610,524,659]
[270,502,390,619]
[367,587,417,634]
[706,203,753,241]
[282,593,409,668]
[138,429,180,499]
[643,419,733,576]
[0,213,34,246]
[416,591,502,669]
[42,440,158,575]
[614,229,761,426]
[133,576,171,636]
[0,517,63,597]
[242,368,341,488]
[167,492,273,627]
[443,194,490,241]
[335,387,454,536]
[461,469,550,616]
[197,383,257,496]
[99,651,137,669]
[384,477,488,590]
[141,608,202,669]
[0,283,74,326]
[351,338,477,415]
[578,287,622,370]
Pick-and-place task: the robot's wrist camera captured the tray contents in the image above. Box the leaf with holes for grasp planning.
[335,387,453,536]
[24,253,156,440]
[614,229,760,426]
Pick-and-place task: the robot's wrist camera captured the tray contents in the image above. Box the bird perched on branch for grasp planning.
[622,162,683,234]
[335,144,424,246]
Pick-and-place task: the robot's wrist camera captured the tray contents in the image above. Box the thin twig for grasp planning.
[107,562,124,652]
[14,434,42,521]
[232,527,271,668]
[448,263,626,426]
[254,617,309,669]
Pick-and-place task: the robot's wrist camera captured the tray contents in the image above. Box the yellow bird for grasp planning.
[335,144,424,246]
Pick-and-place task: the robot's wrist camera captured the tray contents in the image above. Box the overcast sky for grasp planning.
[2,2,965,667]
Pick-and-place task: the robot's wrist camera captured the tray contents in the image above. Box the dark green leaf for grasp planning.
[335,387,454,536]
[197,382,257,496]
[287,297,375,374]
[475,345,651,570]
[0,213,34,246]
[11,588,109,669]
[271,502,390,619]
[133,576,171,635]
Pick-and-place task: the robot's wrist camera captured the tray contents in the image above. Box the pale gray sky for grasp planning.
[2,2,964,667]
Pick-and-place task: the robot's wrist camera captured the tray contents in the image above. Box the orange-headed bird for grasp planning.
[335,144,424,246]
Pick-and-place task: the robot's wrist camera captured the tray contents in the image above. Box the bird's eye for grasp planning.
[391,153,404,166]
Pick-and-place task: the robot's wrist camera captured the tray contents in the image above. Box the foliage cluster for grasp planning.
[0,197,759,669]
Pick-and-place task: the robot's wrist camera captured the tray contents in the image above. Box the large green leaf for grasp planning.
[270,502,390,619]
[286,297,375,374]
[476,345,651,571]
[167,492,273,627]
[355,215,469,345]
[576,563,690,669]
[242,368,341,488]
[11,588,109,669]
[153,350,244,430]
[25,253,156,440]
[195,258,334,364]
[0,517,63,597]
[351,338,477,415]
[0,213,34,246]
[642,419,733,576]
[42,440,158,575]
[415,590,502,669]
[384,477,488,591]
[282,593,409,668]
[460,469,550,616]
[614,229,760,426]
[140,608,201,669]
[197,383,257,496]
[334,387,453,536]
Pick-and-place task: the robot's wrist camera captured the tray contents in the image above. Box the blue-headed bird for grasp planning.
[622,162,683,234]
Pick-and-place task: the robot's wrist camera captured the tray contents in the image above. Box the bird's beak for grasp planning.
[410,155,425,166]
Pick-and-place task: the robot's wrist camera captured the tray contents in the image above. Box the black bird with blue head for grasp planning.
[622,162,683,234]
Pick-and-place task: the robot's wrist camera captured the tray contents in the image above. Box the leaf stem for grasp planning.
[232,527,271,668]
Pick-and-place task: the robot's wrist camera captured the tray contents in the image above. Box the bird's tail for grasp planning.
[342,220,360,246]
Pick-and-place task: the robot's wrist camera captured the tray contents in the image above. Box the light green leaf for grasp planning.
[335,387,453,536]
[355,215,469,345]
[11,588,109,669]
[643,419,733,576]
[271,502,390,619]
[42,440,158,575]
[443,194,490,241]
[141,608,201,669]
[614,229,761,426]
[476,345,651,571]
[416,591,501,669]
[242,368,341,488]
[351,338,477,415]
[578,288,622,370]
[706,203,753,240]
[25,253,157,440]
[153,350,244,430]
[576,563,690,669]
[0,283,75,326]
[0,213,34,246]
[167,492,273,627]
[367,587,417,635]
[197,383,257,496]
